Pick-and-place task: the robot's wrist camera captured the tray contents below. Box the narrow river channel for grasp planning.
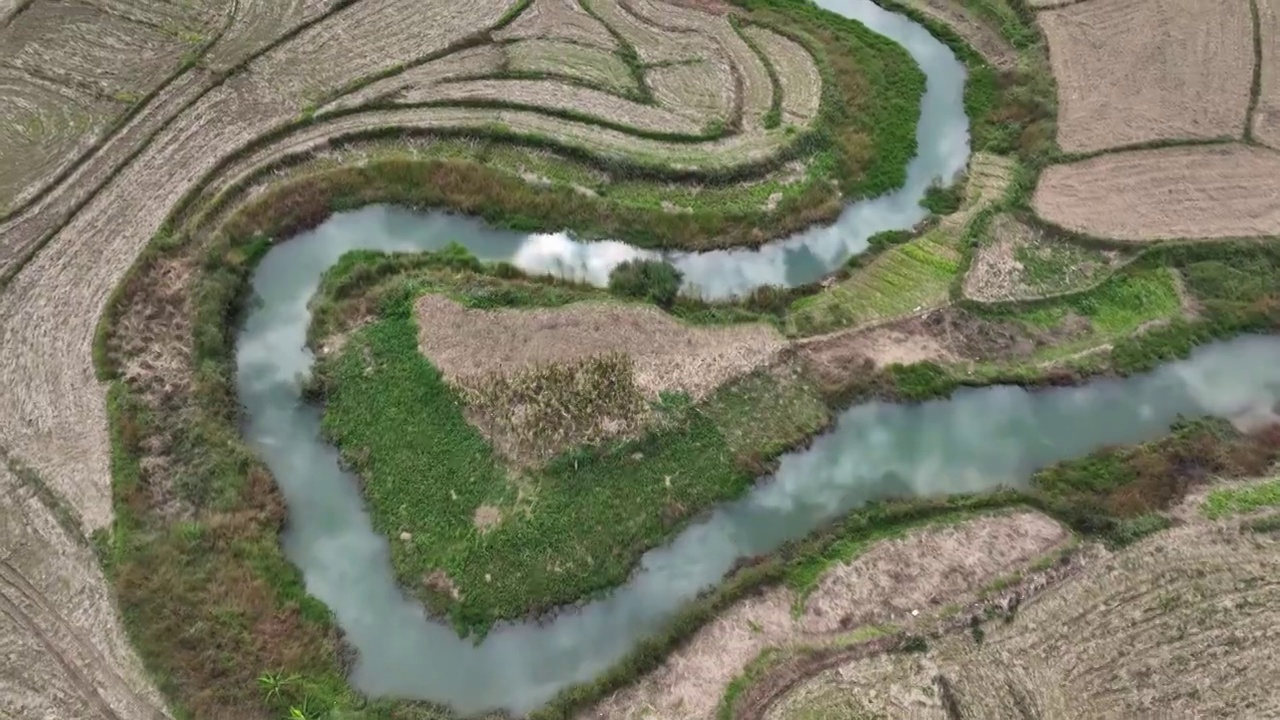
[234,0,1280,714]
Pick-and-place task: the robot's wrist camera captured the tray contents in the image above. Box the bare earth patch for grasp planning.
[1255,0,1280,149]
[1038,0,1254,153]
[773,515,1280,719]
[1033,144,1280,241]
[900,0,1017,69]
[415,295,785,400]
[579,512,1069,720]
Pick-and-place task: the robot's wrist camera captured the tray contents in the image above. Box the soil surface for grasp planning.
[415,295,786,400]
[1039,0,1254,153]
[579,512,1070,720]
[1033,144,1280,241]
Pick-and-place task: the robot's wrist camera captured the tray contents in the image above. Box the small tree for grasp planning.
[608,259,683,308]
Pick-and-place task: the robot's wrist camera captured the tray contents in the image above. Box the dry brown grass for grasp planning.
[0,0,212,212]
[493,0,618,49]
[744,26,821,124]
[1255,0,1280,149]
[0,461,168,720]
[425,78,706,134]
[505,39,637,94]
[580,512,1070,720]
[1038,0,1254,153]
[625,0,772,129]
[1033,144,1280,241]
[770,508,1280,719]
[323,45,506,111]
[416,294,785,399]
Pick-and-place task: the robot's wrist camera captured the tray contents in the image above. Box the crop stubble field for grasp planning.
[3,0,1280,718]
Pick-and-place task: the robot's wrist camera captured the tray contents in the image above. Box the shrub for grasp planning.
[608,259,684,307]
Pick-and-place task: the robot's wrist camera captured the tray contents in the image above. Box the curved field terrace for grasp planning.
[2,0,1279,719]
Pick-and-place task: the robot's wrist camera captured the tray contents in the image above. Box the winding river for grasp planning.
[234,0,1280,715]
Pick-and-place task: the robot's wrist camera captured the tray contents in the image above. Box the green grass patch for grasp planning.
[785,229,960,335]
[310,266,825,636]
[1202,477,1280,519]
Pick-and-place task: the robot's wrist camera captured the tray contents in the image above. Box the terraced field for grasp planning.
[761,503,1280,720]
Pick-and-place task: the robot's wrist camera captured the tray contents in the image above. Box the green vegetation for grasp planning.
[607,258,684,308]
[308,256,828,636]
[1202,477,1280,519]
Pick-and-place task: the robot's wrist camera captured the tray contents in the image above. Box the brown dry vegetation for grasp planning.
[494,0,618,49]
[416,294,786,399]
[505,39,638,93]
[0,460,167,720]
[766,508,1280,719]
[1038,0,1254,153]
[1033,144,1280,241]
[1255,0,1280,148]
[745,26,821,123]
[580,512,1070,720]
[0,0,219,212]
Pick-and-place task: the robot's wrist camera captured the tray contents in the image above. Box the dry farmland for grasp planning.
[1033,145,1280,241]
[581,512,1070,720]
[762,510,1280,720]
[1254,0,1280,148]
[1038,0,1254,153]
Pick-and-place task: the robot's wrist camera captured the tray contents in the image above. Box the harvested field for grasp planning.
[0,0,207,210]
[580,512,1070,720]
[963,213,1122,302]
[0,68,120,212]
[247,0,515,106]
[769,512,1280,719]
[625,0,773,128]
[1255,0,1280,148]
[493,0,617,49]
[744,26,820,124]
[202,0,333,71]
[646,61,735,128]
[324,45,507,111]
[1033,145,1280,241]
[505,39,637,94]
[1038,0,1254,153]
[415,294,785,400]
[424,78,706,134]
[1,2,197,98]
[0,460,167,720]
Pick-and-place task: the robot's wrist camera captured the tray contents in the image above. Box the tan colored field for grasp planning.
[494,0,618,49]
[0,460,167,720]
[580,512,1070,720]
[765,506,1280,719]
[1033,144,1280,241]
[506,39,638,94]
[745,26,821,123]
[415,294,785,400]
[1255,0,1280,149]
[0,0,219,212]
[1038,0,1254,153]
